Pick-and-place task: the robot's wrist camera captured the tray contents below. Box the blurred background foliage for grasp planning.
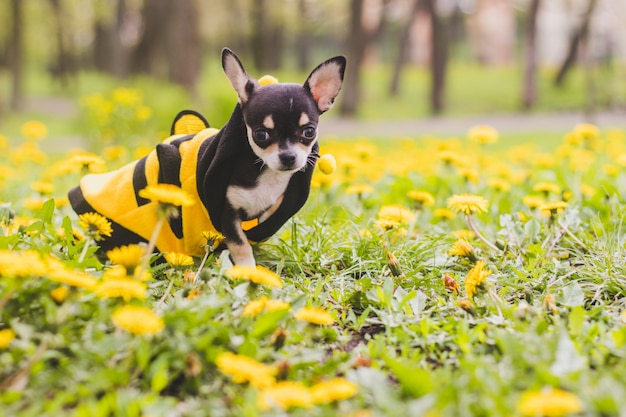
[0,0,624,143]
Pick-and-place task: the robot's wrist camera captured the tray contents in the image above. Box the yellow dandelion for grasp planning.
[138,184,195,208]
[465,260,491,301]
[111,305,164,336]
[31,181,54,195]
[573,123,600,141]
[69,153,106,174]
[0,250,49,278]
[295,306,335,325]
[107,244,146,274]
[539,201,568,216]
[447,194,489,216]
[580,183,595,198]
[48,267,98,289]
[164,252,195,268]
[467,125,499,145]
[50,286,70,304]
[200,230,225,251]
[516,388,583,417]
[449,239,476,260]
[433,208,455,220]
[346,183,374,196]
[78,212,113,241]
[0,328,16,348]
[310,378,359,404]
[215,351,277,388]
[407,190,435,207]
[258,381,313,411]
[317,154,337,175]
[226,265,283,288]
[487,177,511,192]
[95,273,147,301]
[377,205,415,226]
[533,181,561,195]
[438,150,465,166]
[242,296,290,317]
[523,195,545,209]
[21,120,48,140]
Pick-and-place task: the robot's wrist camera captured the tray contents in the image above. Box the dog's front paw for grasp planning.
[227,242,256,267]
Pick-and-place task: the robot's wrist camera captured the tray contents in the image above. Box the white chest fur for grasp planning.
[226,169,292,218]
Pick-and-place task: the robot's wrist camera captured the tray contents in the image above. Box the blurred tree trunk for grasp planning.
[296,0,313,71]
[554,0,597,87]
[339,0,366,116]
[8,0,24,111]
[424,0,449,115]
[251,0,283,71]
[389,0,424,97]
[522,0,541,110]
[131,0,169,77]
[166,0,201,93]
[49,0,74,88]
[93,0,131,78]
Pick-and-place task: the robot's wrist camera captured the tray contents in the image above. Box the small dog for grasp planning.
[69,48,346,266]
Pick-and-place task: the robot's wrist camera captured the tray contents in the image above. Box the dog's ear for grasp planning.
[222,48,257,104]
[304,56,346,113]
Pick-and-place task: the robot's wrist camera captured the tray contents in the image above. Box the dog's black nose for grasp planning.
[279,152,297,167]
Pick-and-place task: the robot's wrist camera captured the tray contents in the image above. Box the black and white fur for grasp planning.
[220,48,345,266]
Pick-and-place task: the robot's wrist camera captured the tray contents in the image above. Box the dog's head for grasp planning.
[222,48,346,173]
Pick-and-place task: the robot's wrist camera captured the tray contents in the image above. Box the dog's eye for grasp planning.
[302,127,316,139]
[254,129,270,142]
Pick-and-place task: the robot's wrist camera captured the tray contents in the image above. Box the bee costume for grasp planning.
[68,109,319,257]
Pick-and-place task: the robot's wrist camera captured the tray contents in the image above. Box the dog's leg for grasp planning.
[222,204,256,267]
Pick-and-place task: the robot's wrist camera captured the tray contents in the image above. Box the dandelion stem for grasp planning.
[558,220,589,251]
[465,215,501,253]
[137,217,165,279]
[156,275,176,308]
[194,250,211,283]
[78,239,92,263]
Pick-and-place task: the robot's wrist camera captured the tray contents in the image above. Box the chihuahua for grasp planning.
[68,48,346,266]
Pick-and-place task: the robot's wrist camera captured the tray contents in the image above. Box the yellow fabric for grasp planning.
[174,114,209,135]
[80,128,221,257]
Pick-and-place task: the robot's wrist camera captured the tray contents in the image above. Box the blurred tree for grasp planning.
[554,0,597,87]
[424,0,449,115]
[522,0,541,110]
[340,0,386,116]
[8,0,24,111]
[389,0,423,97]
[93,0,131,78]
[48,0,76,88]
[250,0,284,71]
[296,0,313,71]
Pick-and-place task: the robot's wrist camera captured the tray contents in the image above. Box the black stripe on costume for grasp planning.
[169,134,195,148]
[68,185,148,253]
[133,157,149,206]
[155,143,184,239]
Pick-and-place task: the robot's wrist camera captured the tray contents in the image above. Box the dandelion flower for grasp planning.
[465,260,491,301]
[164,252,195,268]
[107,244,146,274]
[346,183,374,196]
[539,201,568,216]
[377,205,415,226]
[201,230,225,251]
[95,274,147,301]
[407,190,435,207]
[215,351,277,388]
[111,305,164,336]
[533,181,561,195]
[0,250,50,278]
[48,267,98,289]
[447,194,489,216]
[295,306,335,325]
[433,208,455,220]
[242,296,290,317]
[523,195,545,210]
[0,328,16,348]
[487,177,511,192]
[226,265,283,288]
[573,123,599,142]
[310,378,359,404]
[138,184,195,208]
[448,239,476,261]
[257,381,313,411]
[21,120,48,140]
[78,212,113,241]
[31,181,54,195]
[516,388,583,417]
[50,286,69,304]
[69,153,106,174]
[468,125,499,145]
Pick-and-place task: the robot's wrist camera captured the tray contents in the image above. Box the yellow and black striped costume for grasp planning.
[68,109,318,257]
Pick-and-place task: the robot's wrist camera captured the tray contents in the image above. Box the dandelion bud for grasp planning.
[543,294,557,314]
[386,252,402,277]
[318,154,337,175]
